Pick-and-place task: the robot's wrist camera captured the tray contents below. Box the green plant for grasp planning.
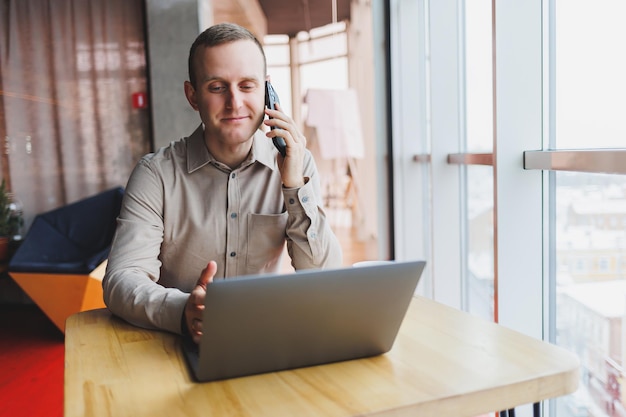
[0,179,23,238]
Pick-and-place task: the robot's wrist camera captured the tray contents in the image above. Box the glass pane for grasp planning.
[300,57,348,92]
[298,32,348,65]
[465,0,493,152]
[554,172,626,416]
[555,0,626,149]
[466,165,494,321]
[264,38,290,67]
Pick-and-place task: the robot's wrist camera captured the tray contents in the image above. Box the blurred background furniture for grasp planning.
[8,187,124,333]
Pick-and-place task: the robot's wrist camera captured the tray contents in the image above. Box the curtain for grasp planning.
[0,0,151,232]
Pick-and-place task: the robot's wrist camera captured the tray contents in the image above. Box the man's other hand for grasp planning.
[185,261,217,344]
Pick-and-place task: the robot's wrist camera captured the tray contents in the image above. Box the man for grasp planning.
[103,23,343,343]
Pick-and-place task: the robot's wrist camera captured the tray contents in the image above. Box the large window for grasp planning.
[264,21,383,269]
[389,0,626,416]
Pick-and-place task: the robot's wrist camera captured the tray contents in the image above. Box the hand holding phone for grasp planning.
[264,81,287,157]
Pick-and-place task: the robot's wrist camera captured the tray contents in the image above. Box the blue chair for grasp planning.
[9,187,124,332]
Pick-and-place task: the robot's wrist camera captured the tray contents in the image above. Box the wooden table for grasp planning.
[64,296,579,417]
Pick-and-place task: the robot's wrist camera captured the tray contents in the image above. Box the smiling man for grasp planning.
[103,23,342,342]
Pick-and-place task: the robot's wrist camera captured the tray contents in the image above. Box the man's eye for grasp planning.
[209,85,226,93]
[240,84,255,91]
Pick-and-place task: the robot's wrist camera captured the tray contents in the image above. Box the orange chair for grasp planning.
[9,187,124,333]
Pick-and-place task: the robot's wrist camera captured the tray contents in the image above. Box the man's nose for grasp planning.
[226,88,243,109]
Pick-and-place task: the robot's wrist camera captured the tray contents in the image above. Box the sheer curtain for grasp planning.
[0,0,151,231]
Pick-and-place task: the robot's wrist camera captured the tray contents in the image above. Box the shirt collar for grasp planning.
[250,130,277,170]
[186,125,210,173]
[187,124,277,173]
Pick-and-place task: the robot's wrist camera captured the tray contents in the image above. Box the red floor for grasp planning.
[0,304,64,417]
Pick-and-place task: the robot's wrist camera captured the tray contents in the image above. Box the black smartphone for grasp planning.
[264,81,287,157]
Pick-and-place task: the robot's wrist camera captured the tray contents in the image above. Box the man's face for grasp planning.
[185,40,266,149]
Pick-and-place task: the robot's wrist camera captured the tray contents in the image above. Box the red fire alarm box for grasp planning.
[132,92,147,109]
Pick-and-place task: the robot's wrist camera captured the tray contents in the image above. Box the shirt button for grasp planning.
[231,173,236,179]
[288,198,295,204]
[230,252,236,257]
[230,212,237,219]
[302,196,309,203]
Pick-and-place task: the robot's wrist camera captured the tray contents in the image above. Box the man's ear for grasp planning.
[184,81,199,111]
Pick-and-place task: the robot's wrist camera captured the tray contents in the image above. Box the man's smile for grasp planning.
[221,115,250,123]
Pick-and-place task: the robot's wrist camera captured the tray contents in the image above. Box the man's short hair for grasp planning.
[188,22,267,88]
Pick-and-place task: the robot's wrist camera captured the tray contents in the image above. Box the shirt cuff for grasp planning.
[283,177,316,214]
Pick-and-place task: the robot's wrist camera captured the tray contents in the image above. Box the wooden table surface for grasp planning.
[64,296,579,417]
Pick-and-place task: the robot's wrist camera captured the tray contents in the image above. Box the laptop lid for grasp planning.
[184,260,426,382]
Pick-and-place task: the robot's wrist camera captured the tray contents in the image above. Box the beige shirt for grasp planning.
[103,125,343,334]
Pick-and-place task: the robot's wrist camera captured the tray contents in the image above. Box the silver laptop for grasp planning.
[182,260,426,382]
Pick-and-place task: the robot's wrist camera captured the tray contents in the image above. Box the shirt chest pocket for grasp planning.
[245,212,288,272]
